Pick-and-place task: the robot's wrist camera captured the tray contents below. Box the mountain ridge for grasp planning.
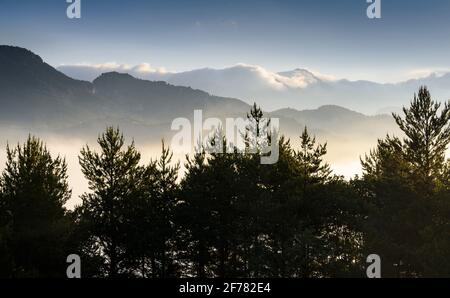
[0,45,402,179]
[58,61,450,114]
[0,46,399,141]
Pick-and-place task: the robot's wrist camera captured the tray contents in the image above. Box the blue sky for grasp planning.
[1,0,450,82]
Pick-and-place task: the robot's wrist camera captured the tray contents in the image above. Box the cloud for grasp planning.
[58,62,325,89]
[215,63,329,90]
[56,61,450,114]
[307,70,338,82]
[58,62,170,81]
[404,68,450,81]
[233,63,287,90]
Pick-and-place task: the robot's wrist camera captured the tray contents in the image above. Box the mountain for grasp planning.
[1,45,400,138]
[277,68,320,85]
[59,63,450,115]
[271,105,397,138]
[92,72,249,123]
[0,46,99,125]
[0,46,249,136]
[0,45,402,180]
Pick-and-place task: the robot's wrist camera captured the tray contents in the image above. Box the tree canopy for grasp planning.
[0,87,448,278]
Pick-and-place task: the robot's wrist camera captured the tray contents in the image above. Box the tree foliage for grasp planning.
[0,136,71,277]
[0,88,448,278]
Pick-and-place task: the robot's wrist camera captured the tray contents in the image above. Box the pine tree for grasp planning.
[259,136,300,277]
[270,128,362,277]
[203,137,240,278]
[0,136,71,277]
[238,103,273,277]
[150,141,180,278]
[178,150,213,277]
[116,158,158,277]
[77,127,142,277]
[393,86,450,192]
[360,136,426,276]
[360,86,450,277]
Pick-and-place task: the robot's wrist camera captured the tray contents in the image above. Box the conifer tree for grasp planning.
[78,127,142,277]
[0,136,71,277]
[360,86,450,277]
[393,86,450,192]
[150,141,180,277]
[178,150,213,277]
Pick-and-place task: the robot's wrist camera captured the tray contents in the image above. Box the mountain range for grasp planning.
[58,62,450,115]
[0,45,404,179]
[0,46,249,137]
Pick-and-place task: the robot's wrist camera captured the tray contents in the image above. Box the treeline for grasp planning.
[0,87,449,278]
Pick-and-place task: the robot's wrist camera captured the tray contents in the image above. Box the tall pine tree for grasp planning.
[77,127,142,277]
[0,136,71,277]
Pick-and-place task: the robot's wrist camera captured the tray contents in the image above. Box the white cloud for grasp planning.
[234,63,287,89]
[58,62,171,81]
[56,62,450,114]
[58,62,326,89]
[404,68,450,81]
[308,69,338,82]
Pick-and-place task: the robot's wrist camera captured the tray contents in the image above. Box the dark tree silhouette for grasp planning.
[393,86,450,192]
[77,127,142,277]
[0,136,71,277]
[360,86,450,277]
[0,88,448,278]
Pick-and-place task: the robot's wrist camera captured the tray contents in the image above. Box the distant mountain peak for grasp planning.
[93,71,136,83]
[280,68,315,75]
[273,105,359,115]
[315,105,364,116]
[278,68,317,79]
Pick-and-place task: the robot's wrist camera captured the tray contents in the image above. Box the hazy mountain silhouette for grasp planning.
[92,71,249,124]
[59,62,450,114]
[271,105,397,140]
[0,46,99,125]
[0,46,248,136]
[0,46,399,163]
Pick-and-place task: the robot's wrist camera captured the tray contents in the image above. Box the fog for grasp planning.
[0,128,379,210]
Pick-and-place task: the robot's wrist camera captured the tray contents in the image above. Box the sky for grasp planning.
[1,0,450,82]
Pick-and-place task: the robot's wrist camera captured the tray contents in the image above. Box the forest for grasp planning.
[0,86,448,278]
